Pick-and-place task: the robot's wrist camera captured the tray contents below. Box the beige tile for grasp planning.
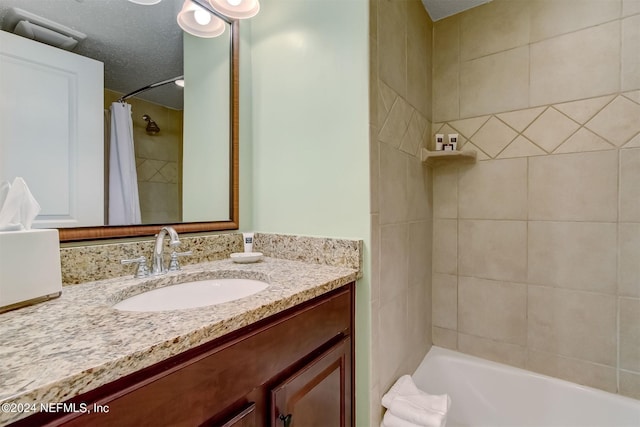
[378,293,409,392]
[620,148,640,222]
[530,22,620,106]
[433,273,457,330]
[526,350,617,393]
[409,221,432,288]
[470,117,519,158]
[528,151,618,221]
[624,0,640,16]
[433,219,457,275]
[458,333,527,368]
[465,142,491,160]
[458,158,527,220]
[400,111,428,157]
[407,280,432,371]
[433,164,458,219]
[530,0,621,42]
[379,143,408,224]
[553,95,616,125]
[497,107,545,133]
[497,136,547,159]
[620,297,640,372]
[449,116,490,139]
[586,95,640,146]
[528,222,617,293]
[407,0,431,118]
[623,89,640,104]
[623,14,640,91]
[371,214,380,304]
[460,0,530,61]
[523,107,580,153]
[380,223,408,302]
[458,276,527,345]
[370,383,383,427]
[371,129,380,214]
[458,220,527,282]
[433,16,460,122]
[378,0,407,98]
[432,327,457,350]
[624,134,640,148]
[528,286,617,365]
[408,156,431,221]
[554,128,616,154]
[619,223,640,297]
[460,47,529,118]
[620,370,640,400]
[379,97,414,148]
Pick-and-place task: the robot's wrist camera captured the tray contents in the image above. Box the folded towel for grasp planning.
[381,411,422,427]
[381,375,451,427]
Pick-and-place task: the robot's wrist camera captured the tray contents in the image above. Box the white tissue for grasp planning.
[0,177,41,231]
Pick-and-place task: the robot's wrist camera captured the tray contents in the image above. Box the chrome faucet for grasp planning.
[151,226,181,275]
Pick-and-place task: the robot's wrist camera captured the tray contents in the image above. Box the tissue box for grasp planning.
[0,229,62,312]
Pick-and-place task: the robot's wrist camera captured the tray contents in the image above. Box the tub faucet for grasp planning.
[151,226,180,275]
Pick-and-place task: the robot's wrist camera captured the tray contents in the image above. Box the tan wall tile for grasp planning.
[409,221,432,287]
[470,117,519,158]
[623,0,640,16]
[432,326,457,350]
[522,107,580,153]
[457,333,527,368]
[458,276,527,345]
[460,47,530,118]
[458,220,527,282]
[620,370,640,400]
[528,221,617,294]
[378,0,407,98]
[622,14,640,91]
[379,143,409,224]
[433,219,457,274]
[433,164,458,219]
[407,0,432,118]
[380,223,408,302]
[433,16,460,122]
[408,280,432,371]
[377,293,409,392]
[433,273,457,329]
[526,350,617,393]
[530,22,620,106]
[530,0,621,42]
[458,158,528,219]
[620,297,640,372]
[586,96,640,146]
[619,223,640,298]
[379,96,413,148]
[460,0,530,61]
[620,148,640,222]
[371,214,381,304]
[528,286,617,365]
[528,151,618,221]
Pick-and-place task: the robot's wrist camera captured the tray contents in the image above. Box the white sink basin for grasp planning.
[113,278,269,312]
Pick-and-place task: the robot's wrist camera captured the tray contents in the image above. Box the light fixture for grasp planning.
[207,0,260,19]
[177,0,226,38]
[128,0,162,5]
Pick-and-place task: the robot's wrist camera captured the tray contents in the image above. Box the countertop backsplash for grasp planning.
[60,232,363,285]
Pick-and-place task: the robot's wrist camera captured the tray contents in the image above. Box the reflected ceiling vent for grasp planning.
[2,8,86,51]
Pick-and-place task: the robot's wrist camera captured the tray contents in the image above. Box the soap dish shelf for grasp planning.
[421,148,477,167]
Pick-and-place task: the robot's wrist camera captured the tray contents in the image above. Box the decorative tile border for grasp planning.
[433,90,640,160]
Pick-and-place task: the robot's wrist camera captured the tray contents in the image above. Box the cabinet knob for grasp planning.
[278,413,292,427]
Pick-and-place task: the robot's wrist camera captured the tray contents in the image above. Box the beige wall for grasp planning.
[105,90,183,224]
[370,0,433,424]
[431,0,640,399]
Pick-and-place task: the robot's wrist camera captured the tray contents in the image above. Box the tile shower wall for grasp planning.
[370,0,433,424]
[431,0,640,399]
[105,90,183,224]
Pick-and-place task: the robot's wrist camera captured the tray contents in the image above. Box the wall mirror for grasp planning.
[0,0,239,242]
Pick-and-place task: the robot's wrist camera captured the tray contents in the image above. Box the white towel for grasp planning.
[381,375,451,427]
[381,411,422,427]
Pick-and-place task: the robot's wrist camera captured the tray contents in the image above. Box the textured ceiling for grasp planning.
[421,0,492,21]
[0,0,186,109]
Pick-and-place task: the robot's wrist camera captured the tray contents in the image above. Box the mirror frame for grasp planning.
[58,20,240,242]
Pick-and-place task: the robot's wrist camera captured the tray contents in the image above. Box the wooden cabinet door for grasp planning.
[271,337,351,427]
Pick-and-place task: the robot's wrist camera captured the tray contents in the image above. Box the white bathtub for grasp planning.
[412,347,640,427]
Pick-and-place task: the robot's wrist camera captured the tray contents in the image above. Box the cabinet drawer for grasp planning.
[49,286,353,427]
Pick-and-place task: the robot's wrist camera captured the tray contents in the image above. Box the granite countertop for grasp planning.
[0,257,358,426]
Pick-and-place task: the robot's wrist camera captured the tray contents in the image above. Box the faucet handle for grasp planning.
[168,251,193,272]
[121,256,150,278]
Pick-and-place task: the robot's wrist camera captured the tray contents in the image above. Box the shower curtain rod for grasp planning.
[116,75,184,103]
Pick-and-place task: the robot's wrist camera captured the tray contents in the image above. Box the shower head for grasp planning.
[142,114,160,135]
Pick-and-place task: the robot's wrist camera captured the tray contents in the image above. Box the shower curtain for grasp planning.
[108,102,141,225]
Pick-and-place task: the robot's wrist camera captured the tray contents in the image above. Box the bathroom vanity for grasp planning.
[1,257,358,427]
